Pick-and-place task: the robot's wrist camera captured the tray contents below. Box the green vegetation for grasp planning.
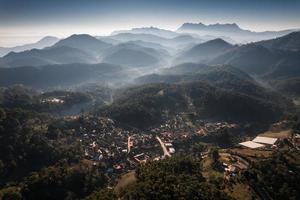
[242,150,300,200]
[99,84,187,129]
[119,156,231,200]
[0,106,85,185]
[100,80,284,129]
[0,163,107,200]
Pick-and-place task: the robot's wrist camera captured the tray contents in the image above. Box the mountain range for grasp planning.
[0,63,128,88]
[0,45,97,68]
[210,32,300,76]
[0,27,300,100]
[111,26,179,38]
[0,34,171,69]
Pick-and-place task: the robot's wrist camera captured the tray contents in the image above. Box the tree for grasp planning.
[85,189,117,200]
[121,156,231,200]
[210,148,220,163]
[0,187,22,200]
[0,108,5,121]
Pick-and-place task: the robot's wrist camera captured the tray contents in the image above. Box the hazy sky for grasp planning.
[0,0,300,46]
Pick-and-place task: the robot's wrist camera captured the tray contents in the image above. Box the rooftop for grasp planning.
[239,141,265,149]
[252,136,278,145]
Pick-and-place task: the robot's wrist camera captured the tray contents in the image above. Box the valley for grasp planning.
[0,14,300,200]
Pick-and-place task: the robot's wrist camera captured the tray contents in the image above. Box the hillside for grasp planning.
[0,63,128,88]
[53,34,112,55]
[270,78,300,96]
[125,40,171,55]
[210,44,300,74]
[103,49,159,67]
[100,79,287,129]
[174,39,234,63]
[102,43,166,67]
[0,46,96,68]
[256,31,300,51]
[135,64,288,106]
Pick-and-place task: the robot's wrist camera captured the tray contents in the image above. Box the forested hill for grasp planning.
[99,81,287,129]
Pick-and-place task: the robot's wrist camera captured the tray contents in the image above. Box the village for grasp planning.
[64,112,300,186]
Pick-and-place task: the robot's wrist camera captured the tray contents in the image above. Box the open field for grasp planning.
[259,129,292,138]
[224,182,260,200]
[115,171,137,194]
[201,157,223,180]
[228,148,273,160]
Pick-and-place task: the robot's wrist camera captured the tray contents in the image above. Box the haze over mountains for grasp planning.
[0,36,59,57]
[0,23,300,95]
[178,22,299,43]
[0,24,299,127]
[210,32,300,76]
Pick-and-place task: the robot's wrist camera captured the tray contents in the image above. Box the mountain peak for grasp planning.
[53,34,101,46]
[36,36,59,45]
[38,36,58,41]
[51,34,111,55]
[54,34,110,48]
[207,38,230,45]
[66,34,96,40]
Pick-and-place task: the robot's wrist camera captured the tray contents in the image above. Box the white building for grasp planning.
[169,147,175,154]
[165,143,173,147]
[239,141,265,149]
[252,136,278,145]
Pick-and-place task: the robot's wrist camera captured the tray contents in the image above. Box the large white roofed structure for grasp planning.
[252,136,278,145]
[239,141,265,149]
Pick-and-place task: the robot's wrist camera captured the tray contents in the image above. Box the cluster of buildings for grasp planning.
[73,114,238,176]
[73,112,300,184]
[74,115,175,175]
[218,152,250,180]
[196,122,239,136]
[41,97,65,104]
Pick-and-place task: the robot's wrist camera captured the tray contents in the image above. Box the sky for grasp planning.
[0,0,300,46]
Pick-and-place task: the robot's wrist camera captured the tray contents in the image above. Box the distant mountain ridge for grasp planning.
[0,36,59,57]
[109,32,203,49]
[179,22,243,33]
[0,46,97,68]
[178,22,299,42]
[0,34,113,68]
[111,26,179,38]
